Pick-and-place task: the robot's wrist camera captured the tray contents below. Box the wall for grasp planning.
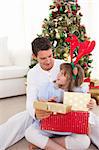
[0,0,52,66]
[79,0,99,79]
[0,0,30,66]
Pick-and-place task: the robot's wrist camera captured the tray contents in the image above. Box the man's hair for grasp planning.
[31,37,51,57]
[60,63,84,91]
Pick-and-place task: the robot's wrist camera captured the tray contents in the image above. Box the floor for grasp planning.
[0,96,99,150]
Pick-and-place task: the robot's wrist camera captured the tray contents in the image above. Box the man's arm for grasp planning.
[26,69,38,119]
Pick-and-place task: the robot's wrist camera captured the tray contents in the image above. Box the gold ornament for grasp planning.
[56,32,60,39]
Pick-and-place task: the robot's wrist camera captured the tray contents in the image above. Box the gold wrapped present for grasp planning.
[33,101,71,114]
[63,92,91,111]
[91,79,99,86]
[89,88,99,105]
[90,88,99,95]
[33,92,91,114]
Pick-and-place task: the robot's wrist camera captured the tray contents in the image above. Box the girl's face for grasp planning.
[56,70,67,88]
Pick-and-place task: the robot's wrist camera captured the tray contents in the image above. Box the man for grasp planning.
[0,37,98,150]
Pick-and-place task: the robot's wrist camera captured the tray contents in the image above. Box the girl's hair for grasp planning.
[60,63,84,91]
[31,37,51,57]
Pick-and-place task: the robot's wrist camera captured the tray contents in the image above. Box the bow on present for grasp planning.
[65,34,96,65]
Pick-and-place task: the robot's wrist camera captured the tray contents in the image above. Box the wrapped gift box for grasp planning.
[34,92,90,134]
[63,92,90,111]
[90,88,99,95]
[34,92,91,113]
[33,101,71,114]
[89,87,99,105]
[90,79,99,86]
[89,79,99,105]
[41,111,89,134]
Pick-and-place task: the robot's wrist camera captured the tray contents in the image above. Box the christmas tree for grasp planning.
[30,0,93,77]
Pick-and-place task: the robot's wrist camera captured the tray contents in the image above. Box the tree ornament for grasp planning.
[55,22,58,27]
[71,5,77,11]
[59,17,63,21]
[60,7,63,13]
[60,33,65,39]
[84,62,88,68]
[56,32,60,39]
[63,53,70,61]
[88,60,93,63]
[53,8,58,12]
[53,40,57,47]
[49,13,52,17]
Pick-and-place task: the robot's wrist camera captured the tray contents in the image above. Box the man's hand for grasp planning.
[35,109,52,120]
[87,98,96,110]
[35,97,56,120]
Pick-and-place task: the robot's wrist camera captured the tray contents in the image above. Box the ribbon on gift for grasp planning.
[90,85,99,89]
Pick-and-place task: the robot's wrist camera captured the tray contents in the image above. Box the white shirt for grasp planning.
[26,59,64,118]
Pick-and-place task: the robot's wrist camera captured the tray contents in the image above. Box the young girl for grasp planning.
[25,63,92,150]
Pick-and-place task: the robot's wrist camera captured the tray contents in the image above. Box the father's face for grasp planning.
[37,49,54,71]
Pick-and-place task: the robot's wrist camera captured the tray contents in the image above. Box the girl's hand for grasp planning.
[48,96,57,102]
[87,98,96,110]
[35,109,52,120]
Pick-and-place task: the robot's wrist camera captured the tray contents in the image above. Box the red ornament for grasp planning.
[83,62,88,68]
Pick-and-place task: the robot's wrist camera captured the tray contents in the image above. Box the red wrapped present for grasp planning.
[41,111,89,134]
